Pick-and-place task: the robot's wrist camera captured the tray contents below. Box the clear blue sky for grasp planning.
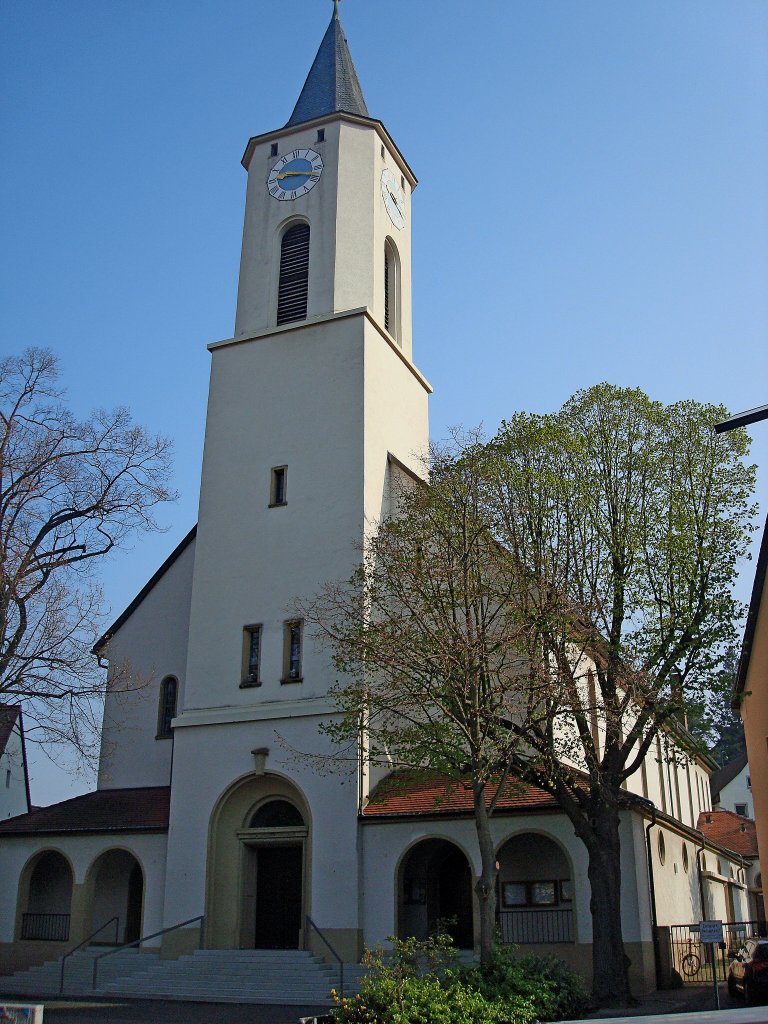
[2,0,767,804]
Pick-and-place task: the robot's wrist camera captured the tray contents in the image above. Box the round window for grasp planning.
[658,832,666,865]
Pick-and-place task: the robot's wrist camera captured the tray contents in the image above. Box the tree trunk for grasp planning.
[584,801,632,1006]
[472,783,498,966]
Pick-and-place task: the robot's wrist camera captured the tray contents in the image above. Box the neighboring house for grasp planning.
[711,751,752,818]
[716,405,768,887]
[0,6,758,999]
[0,706,30,821]
[698,809,764,927]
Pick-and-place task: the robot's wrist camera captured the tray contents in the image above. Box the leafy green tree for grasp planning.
[483,385,754,1003]
[302,385,755,1006]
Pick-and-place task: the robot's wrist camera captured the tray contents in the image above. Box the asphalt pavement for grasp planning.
[3,999,329,1024]
[3,983,765,1024]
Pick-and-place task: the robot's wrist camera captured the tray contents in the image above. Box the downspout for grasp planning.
[696,834,707,921]
[643,801,662,988]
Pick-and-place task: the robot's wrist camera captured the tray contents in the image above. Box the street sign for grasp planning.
[699,919,724,944]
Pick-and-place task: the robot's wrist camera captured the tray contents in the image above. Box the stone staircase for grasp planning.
[0,948,368,1005]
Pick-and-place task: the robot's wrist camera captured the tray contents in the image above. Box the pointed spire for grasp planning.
[286,1,369,128]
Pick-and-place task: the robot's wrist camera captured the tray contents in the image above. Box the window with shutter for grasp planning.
[277,223,310,325]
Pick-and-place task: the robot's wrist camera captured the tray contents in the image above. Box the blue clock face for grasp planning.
[267,148,324,201]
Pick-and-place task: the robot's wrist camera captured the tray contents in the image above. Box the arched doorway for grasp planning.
[496,832,574,944]
[19,850,73,941]
[206,774,310,950]
[88,850,144,945]
[398,839,473,948]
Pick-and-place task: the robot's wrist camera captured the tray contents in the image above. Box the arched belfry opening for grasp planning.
[276,222,311,326]
[397,838,474,949]
[206,775,310,950]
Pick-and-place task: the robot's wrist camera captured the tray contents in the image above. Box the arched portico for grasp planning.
[17,849,74,942]
[206,772,310,950]
[496,831,575,944]
[397,838,474,949]
[87,849,144,945]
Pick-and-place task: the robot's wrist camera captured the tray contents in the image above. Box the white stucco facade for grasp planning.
[0,9,758,998]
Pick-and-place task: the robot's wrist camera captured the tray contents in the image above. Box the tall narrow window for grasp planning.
[384,238,401,343]
[242,625,262,687]
[157,676,178,739]
[282,620,303,683]
[277,223,310,325]
[270,466,287,507]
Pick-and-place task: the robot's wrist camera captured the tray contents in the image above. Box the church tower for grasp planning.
[162,4,431,960]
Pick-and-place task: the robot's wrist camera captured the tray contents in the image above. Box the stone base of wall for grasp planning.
[500,941,656,996]
[0,939,68,977]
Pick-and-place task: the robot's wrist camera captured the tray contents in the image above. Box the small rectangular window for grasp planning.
[316,128,325,142]
[270,466,287,506]
[270,142,278,157]
[747,776,751,789]
[242,625,262,687]
[735,803,748,817]
[282,620,303,683]
[156,677,178,740]
[5,769,10,789]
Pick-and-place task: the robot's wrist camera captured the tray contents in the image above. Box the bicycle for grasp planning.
[680,937,702,977]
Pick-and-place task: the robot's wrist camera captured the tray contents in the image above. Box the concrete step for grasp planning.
[1,947,366,1005]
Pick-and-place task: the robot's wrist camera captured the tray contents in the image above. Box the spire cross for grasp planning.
[333,0,340,16]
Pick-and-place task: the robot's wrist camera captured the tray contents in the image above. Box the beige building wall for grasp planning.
[740,574,768,870]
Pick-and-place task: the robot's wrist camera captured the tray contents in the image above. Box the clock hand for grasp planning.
[276,170,315,180]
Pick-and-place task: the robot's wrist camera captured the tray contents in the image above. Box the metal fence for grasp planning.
[21,913,70,942]
[669,920,767,984]
[497,908,574,944]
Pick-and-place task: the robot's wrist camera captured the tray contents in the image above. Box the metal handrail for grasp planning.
[92,914,205,990]
[305,915,344,998]
[60,916,119,993]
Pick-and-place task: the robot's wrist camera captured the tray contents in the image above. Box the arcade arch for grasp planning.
[496,832,574,944]
[17,849,73,942]
[397,838,474,948]
[87,849,144,945]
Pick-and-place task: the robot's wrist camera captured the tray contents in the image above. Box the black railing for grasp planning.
[306,915,344,997]
[669,920,768,985]
[92,914,205,990]
[21,912,70,942]
[60,916,119,993]
[497,908,574,944]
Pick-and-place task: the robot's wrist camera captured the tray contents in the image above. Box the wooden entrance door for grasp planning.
[254,845,303,948]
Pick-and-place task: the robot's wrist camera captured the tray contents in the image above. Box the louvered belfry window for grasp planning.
[277,223,310,325]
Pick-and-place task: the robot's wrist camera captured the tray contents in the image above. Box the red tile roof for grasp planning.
[0,787,170,835]
[362,771,560,819]
[697,809,758,858]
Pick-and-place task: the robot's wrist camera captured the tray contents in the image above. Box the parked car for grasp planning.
[727,937,768,1004]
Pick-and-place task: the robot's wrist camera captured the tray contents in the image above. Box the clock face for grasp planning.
[267,149,324,201]
[381,168,406,229]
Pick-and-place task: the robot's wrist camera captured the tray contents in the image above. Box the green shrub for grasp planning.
[460,944,589,1022]
[330,935,537,1024]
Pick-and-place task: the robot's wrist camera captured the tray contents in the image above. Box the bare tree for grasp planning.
[301,385,755,1006]
[0,348,176,766]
